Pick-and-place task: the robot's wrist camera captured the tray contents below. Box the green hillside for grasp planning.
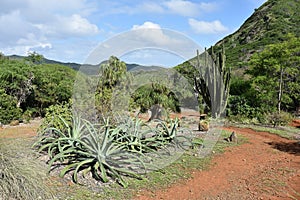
[213,0,300,72]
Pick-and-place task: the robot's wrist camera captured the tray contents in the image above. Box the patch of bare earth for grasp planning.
[136,127,300,200]
[0,118,41,139]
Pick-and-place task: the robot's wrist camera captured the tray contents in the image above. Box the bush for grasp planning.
[39,101,72,132]
[21,108,39,123]
[0,90,22,124]
[267,111,293,127]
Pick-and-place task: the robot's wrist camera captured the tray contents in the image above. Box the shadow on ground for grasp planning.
[267,141,300,156]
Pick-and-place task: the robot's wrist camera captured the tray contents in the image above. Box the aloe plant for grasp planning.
[51,119,144,187]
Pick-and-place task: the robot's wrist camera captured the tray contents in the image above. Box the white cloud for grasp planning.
[163,0,199,16]
[35,14,99,38]
[0,0,100,58]
[100,1,218,17]
[163,0,218,16]
[131,22,174,46]
[188,18,228,34]
[138,2,165,13]
[132,21,162,30]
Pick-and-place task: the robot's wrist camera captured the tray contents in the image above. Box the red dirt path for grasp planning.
[1,119,299,199]
[136,127,300,200]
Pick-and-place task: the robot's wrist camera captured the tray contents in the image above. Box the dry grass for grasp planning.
[0,138,55,200]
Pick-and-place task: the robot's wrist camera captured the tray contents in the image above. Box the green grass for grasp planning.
[233,124,299,139]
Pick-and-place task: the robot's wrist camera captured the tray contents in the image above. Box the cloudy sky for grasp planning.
[0,0,266,66]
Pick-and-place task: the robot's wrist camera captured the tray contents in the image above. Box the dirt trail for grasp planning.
[136,127,300,200]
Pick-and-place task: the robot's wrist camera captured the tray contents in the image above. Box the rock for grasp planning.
[199,120,209,131]
[224,131,238,143]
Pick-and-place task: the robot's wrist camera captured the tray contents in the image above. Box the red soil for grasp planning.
[136,127,300,200]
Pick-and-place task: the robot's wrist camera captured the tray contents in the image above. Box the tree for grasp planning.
[0,59,34,108]
[25,51,44,64]
[31,63,76,115]
[131,83,180,121]
[247,34,300,113]
[95,56,127,116]
[0,89,22,124]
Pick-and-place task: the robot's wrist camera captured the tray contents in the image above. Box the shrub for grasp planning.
[39,100,72,132]
[21,108,39,123]
[267,111,293,127]
[0,90,22,124]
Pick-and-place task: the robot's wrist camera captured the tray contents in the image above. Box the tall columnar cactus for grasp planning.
[194,45,231,118]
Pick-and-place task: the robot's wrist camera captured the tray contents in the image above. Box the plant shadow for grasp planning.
[266,141,300,156]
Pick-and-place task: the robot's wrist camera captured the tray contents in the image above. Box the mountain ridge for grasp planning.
[7,54,165,72]
[212,0,300,71]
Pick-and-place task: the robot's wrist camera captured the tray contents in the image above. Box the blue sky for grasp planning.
[0,0,267,66]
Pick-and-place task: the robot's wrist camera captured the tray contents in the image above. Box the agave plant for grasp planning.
[114,116,163,153]
[154,118,192,150]
[33,114,191,187]
[33,115,88,159]
[34,115,146,187]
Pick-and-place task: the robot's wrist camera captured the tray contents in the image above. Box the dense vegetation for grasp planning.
[0,54,76,124]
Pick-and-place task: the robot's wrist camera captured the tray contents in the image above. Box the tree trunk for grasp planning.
[148,104,163,121]
[278,66,283,113]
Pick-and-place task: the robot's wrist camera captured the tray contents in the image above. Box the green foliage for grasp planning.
[131,83,180,114]
[247,34,300,113]
[95,56,128,117]
[21,108,37,123]
[0,59,34,108]
[0,89,22,124]
[25,51,44,64]
[0,57,76,121]
[267,111,293,127]
[39,101,72,132]
[228,95,258,118]
[31,63,76,115]
[214,0,300,70]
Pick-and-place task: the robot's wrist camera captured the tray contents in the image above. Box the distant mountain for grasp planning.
[208,0,299,73]
[7,55,165,73]
[8,54,82,71]
[126,63,165,72]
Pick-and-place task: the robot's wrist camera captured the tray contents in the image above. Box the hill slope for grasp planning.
[212,0,300,71]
